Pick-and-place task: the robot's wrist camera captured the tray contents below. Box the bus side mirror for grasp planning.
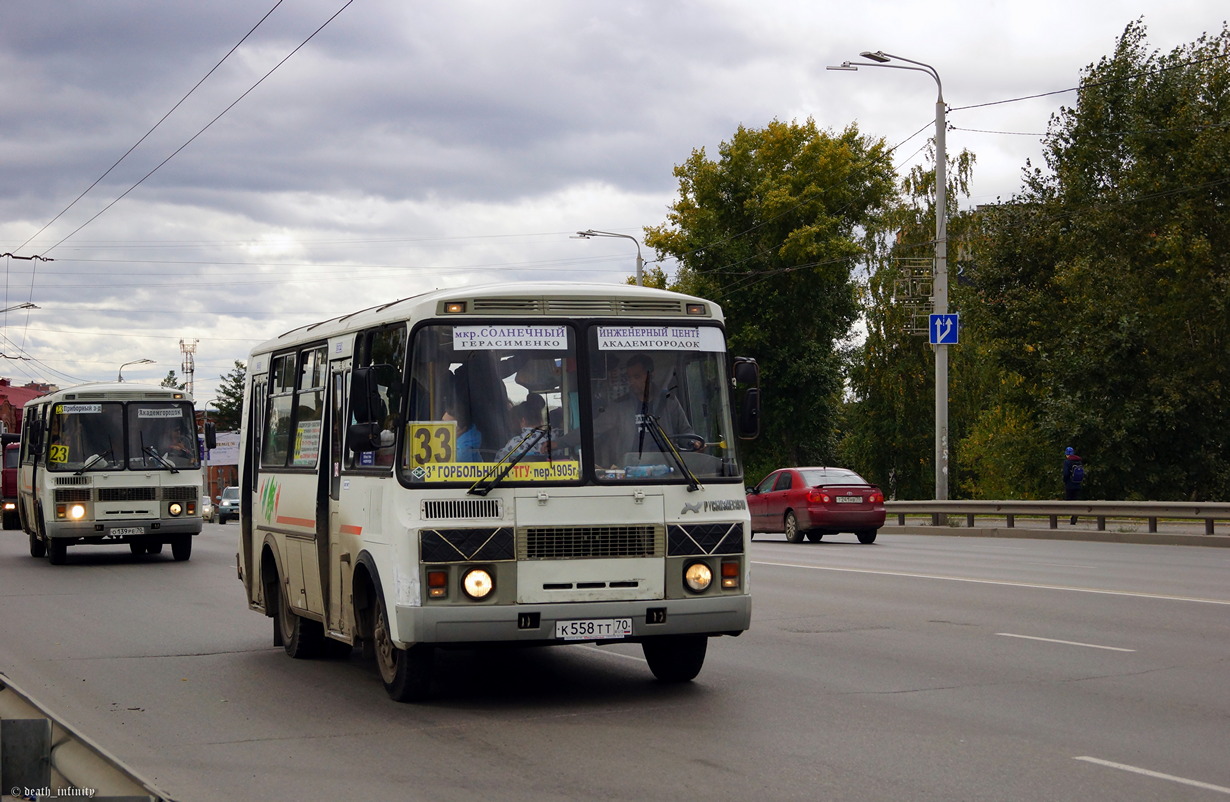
[349,367,382,425]
[204,421,217,450]
[732,357,761,440]
[733,357,759,387]
[347,423,382,453]
[739,388,761,439]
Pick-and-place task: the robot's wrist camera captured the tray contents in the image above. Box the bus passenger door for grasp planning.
[324,364,352,638]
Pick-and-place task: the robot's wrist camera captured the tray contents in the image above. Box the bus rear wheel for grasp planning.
[275,577,324,659]
[642,634,708,683]
[374,592,433,703]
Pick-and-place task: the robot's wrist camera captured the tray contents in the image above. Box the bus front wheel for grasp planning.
[47,537,67,565]
[374,593,433,703]
[642,635,708,683]
[171,535,192,561]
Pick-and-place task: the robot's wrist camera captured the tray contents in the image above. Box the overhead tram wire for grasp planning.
[37,0,355,260]
[11,0,288,256]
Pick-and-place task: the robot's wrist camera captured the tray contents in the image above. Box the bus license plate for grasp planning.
[555,618,633,641]
[112,527,145,536]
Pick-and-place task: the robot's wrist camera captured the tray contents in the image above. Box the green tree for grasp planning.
[212,361,246,431]
[971,20,1230,500]
[841,141,981,498]
[161,370,186,390]
[645,119,897,480]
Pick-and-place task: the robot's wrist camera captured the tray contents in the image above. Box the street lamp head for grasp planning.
[117,358,155,382]
[826,63,857,71]
[860,50,891,63]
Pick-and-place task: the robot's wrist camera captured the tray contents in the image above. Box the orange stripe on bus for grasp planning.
[339,524,362,535]
[276,516,316,528]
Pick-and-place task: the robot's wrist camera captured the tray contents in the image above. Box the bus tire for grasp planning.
[171,535,192,561]
[276,577,324,659]
[47,537,68,565]
[374,592,433,702]
[29,532,46,559]
[642,634,708,683]
[3,510,18,530]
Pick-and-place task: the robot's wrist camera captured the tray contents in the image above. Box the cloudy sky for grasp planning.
[1,0,1221,403]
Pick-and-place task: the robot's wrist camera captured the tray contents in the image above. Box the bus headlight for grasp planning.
[169,502,183,517]
[683,561,713,593]
[462,568,494,600]
[69,504,87,520]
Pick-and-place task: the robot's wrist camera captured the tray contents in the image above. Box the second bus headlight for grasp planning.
[169,502,183,517]
[462,568,494,600]
[683,561,713,593]
[69,504,87,520]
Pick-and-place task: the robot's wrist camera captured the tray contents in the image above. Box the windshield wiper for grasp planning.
[74,452,108,475]
[468,426,549,496]
[143,445,179,473]
[637,413,703,492]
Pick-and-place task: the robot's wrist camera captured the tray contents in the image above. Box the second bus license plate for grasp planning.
[112,527,145,535]
[555,618,633,641]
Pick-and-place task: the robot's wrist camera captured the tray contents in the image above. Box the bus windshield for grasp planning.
[46,401,198,472]
[400,321,739,485]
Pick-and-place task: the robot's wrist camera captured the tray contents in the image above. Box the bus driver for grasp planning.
[594,353,694,467]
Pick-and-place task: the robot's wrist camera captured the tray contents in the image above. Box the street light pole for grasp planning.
[574,229,644,286]
[117,358,155,383]
[828,50,949,500]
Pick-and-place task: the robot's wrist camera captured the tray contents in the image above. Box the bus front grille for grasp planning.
[162,486,198,501]
[519,525,663,560]
[421,527,515,563]
[421,498,502,520]
[54,488,91,503]
[667,523,745,556]
[97,487,157,502]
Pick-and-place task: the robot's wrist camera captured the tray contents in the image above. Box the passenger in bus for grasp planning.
[494,395,559,462]
[594,354,694,467]
[442,395,480,462]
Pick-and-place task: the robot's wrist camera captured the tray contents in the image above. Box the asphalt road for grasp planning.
[2,525,1229,800]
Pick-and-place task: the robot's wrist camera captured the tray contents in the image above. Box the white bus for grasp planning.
[19,383,205,564]
[238,282,761,701]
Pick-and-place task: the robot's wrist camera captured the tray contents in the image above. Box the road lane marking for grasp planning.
[752,561,1230,605]
[580,644,646,663]
[1074,756,1230,794]
[995,633,1135,652]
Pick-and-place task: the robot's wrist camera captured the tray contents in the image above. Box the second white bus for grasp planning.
[19,383,205,564]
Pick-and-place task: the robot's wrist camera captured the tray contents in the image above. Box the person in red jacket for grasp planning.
[1063,446,1085,524]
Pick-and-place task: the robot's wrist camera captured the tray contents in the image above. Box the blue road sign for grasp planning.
[929,313,959,345]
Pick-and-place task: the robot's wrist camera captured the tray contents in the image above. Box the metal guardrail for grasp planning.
[884,500,1230,536]
[0,673,169,801]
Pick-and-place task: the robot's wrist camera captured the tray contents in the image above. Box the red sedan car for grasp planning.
[746,467,886,543]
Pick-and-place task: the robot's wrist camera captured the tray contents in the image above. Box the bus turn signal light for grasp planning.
[721,560,740,589]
